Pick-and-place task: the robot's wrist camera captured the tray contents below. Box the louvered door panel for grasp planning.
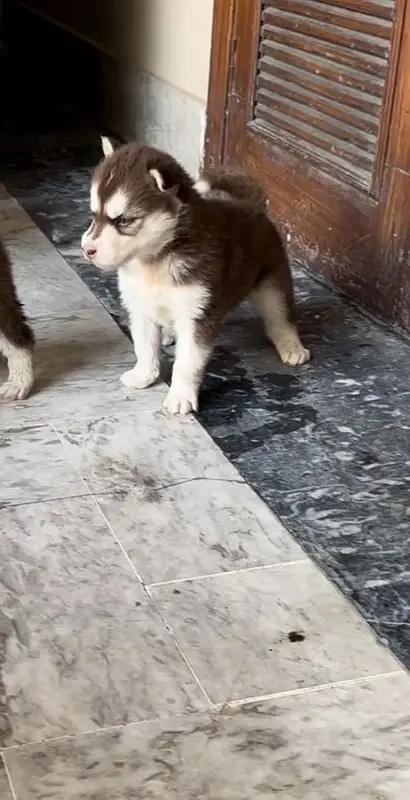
[252,0,395,188]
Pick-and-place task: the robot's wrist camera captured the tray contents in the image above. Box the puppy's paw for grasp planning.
[120,364,160,390]
[0,378,33,401]
[277,339,311,366]
[164,384,198,415]
[161,327,175,347]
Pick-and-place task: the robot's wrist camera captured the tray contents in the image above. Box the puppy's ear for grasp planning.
[149,168,180,198]
[101,136,116,158]
[149,168,166,192]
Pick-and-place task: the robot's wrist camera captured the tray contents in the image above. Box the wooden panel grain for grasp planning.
[265,0,392,40]
[244,130,375,271]
[262,24,388,78]
[259,41,385,97]
[314,0,394,19]
[377,167,410,328]
[257,57,382,117]
[256,73,379,136]
[242,129,399,323]
[253,108,374,173]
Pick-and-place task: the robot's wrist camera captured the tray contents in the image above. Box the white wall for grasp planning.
[19,0,213,102]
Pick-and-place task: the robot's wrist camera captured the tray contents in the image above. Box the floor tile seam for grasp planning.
[146,559,311,588]
[1,755,17,800]
[89,494,146,585]
[50,423,102,495]
[213,669,406,710]
[144,584,213,708]
[90,495,213,706]
[26,401,168,427]
[0,707,207,754]
[0,491,95,511]
[147,558,405,673]
[0,670,405,757]
[17,303,104,323]
[79,474,247,499]
[0,488,138,513]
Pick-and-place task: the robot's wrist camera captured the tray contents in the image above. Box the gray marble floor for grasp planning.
[1,189,409,797]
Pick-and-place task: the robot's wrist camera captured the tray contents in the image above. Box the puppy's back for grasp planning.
[195,166,268,213]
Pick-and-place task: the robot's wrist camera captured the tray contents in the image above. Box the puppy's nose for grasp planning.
[83,243,97,258]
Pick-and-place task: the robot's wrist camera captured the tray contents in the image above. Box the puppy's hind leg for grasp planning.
[253,271,310,366]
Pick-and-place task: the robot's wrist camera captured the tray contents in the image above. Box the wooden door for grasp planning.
[204,0,410,331]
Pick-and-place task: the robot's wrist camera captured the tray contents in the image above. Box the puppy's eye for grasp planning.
[115,215,135,228]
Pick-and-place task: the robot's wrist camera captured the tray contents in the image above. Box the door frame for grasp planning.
[203,0,236,168]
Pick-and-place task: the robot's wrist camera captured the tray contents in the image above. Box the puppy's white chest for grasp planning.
[118,268,209,327]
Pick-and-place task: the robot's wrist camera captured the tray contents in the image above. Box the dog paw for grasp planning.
[278,341,311,366]
[0,379,32,401]
[120,365,160,389]
[164,385,198,415]
[161,327,175,347]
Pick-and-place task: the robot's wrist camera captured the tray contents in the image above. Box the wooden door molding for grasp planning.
[203,0,236,167]
[204,0,410,331]
[372,0,407,194]
[377,0,410,328]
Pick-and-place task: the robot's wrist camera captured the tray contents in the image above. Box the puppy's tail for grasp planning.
[194,166,268,213]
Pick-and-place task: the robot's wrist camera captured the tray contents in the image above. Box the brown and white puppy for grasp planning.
[81,137,309,414]
[0,237,34,400]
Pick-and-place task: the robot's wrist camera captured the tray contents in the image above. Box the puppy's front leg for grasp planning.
[121,311,161,389]
[164,321,213,415]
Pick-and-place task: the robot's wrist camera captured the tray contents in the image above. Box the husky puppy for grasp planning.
[81,138,310,414]
[0,236,34,400]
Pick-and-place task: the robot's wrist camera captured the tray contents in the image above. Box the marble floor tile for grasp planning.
[29,310,134,374]
[95,481,305,585]
[272,469,410,590]
[0,310,165,426]
[0,495,135,594]
[224,419,408,494]
[0,423,86,506]
[350,580,410,672]
[0,501,205,746]
[0,187,99,317]
[4,672,410,800]
[151,561,399,704]
[56,411,242,495]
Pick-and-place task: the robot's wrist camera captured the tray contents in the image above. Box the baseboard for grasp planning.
[98,56,206,175]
